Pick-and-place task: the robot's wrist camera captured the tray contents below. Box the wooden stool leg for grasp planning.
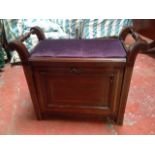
[115,64,134,125]
[117,27,148,125]
[24,66,43,120]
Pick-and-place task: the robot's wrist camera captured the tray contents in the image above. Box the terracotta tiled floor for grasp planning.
[0,53,155,134]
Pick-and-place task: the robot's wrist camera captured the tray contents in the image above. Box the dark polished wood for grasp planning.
[133,19,155,53]
[33,61,124,118]
[133,19,155,40]
[8,26,148,125]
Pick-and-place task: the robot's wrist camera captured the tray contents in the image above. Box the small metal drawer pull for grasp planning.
[70,67,79,74]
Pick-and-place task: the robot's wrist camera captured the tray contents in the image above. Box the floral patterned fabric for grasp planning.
[0,19,133,64]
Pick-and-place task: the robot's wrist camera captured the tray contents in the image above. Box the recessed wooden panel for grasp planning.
[33,65,123,116]
[44,75,112,107]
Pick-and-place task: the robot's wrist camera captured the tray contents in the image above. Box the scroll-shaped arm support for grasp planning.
[119,27,148,63]
[9,41,30,64]
[8,26,45,64]
[19,26,45,42]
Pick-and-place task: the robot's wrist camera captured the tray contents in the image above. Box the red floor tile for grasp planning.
[0,53,155,135]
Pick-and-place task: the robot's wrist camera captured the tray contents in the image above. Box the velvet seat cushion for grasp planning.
[30,39,126,58]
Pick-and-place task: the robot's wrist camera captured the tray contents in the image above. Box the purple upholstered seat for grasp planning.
[30,39,126,58]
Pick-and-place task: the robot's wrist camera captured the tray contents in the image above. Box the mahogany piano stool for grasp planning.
[9,27,147,125]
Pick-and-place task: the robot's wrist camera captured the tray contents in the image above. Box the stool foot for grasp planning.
[115,117,124,126]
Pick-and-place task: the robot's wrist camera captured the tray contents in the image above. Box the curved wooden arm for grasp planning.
[127,39,148,62]
[119,27,140,41]
[8,26,45,64]
[19,26,45,42]
[119,27,148,63]
[8,41,30,64]
[30,26,46,41]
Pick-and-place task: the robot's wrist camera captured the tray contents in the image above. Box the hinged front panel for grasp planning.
[33,65,123,115]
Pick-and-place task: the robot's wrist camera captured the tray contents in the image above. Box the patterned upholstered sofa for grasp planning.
[0,19,133,64]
